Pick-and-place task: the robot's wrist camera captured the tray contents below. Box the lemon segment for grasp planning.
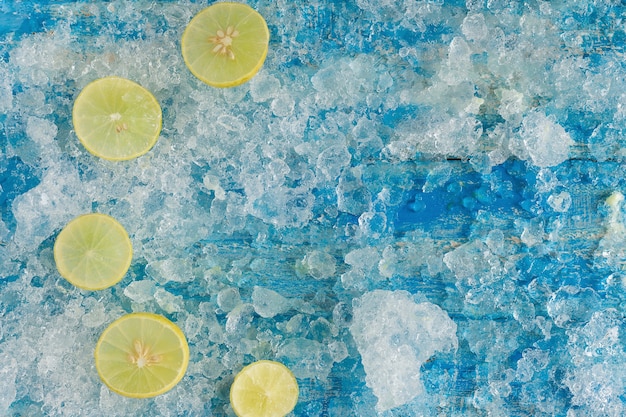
[72,76,162,160]
[181,2,270,88]
[230,360,299,417]
[95,312,190,399]
[53,213,132,291]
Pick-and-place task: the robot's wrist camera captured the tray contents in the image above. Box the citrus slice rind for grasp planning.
[230,360,299,417]
[181,2,270,88]
[53,213,132,291]
[72,76,162,161]
[95,312,190,399]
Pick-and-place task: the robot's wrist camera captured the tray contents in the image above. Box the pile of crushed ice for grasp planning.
[1,0,626,415]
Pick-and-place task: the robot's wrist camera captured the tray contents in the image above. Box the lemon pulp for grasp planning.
[95,312,190,398]
[230,360,299,417]
[72,76,162,160]
[181,2,270,88]
[53,213,132,291]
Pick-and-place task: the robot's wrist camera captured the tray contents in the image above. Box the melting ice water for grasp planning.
[1,0,626,416]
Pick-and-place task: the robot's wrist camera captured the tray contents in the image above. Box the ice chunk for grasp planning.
[357,211,387,238]
[154,288,184,313]
[249,72,281,103]
[124,280,157,304]
[547,191,572,212]
[440,37,472,86]
[251,286,291,318]
[546,286,600,328]
[316,145,351,181]
[341,246,382,290]
[81,297,107,328]
[328,341,349,363]
[595,191,626,269]
[217,287,241,313]
[311,55,379,109]
[247,186,315,228]
[443,240,505,287]
[497,89,527,124]
[270,92,295,117]
[565,309,626,416]
[145,258,195,284]
[11,163,90,252]
[462,13,488,44]
[350,290,457,411]
[0,355,17,413]
[276,338,333,380]
[202,174,226,201]
[0,63,13,113]
[512,111,573,167]
[25,116,57,146]
[336,167,371,216]
[299,250,336,280]
[515,348,549,383]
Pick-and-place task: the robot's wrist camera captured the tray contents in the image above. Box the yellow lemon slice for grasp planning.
[95,312,190,398]
[72,76,162,160]
[230,360,299,417]
[181,2,270,88]
[54,213,132,291]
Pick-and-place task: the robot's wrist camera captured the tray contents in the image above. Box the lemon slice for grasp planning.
[230,360,299,417]
[95,312,190,398]
[53,213,132,291]
[181,2,270,88]
[72,76,162,160]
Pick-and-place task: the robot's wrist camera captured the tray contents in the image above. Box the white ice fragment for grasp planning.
[277,338,333,380]
[217,287,241,313]
[26,116,57,145]
[0,63,13,113]
[547,191,572,212]
[441,37,472,86]
[519,218,545,247]
[316,145,351,181]
[328,341,349,363]
[12,163,90,252]
[311,55,378,109]
[0,355,17,413]
[595,191,626,269]
[184,314,203,341]
[443,240,504,286]
[271,93,295,117]
[226,304,256,335]
[336,167,371,216]
[10,29,76,86]
[564,309,626,416]
[300,250,336,280]
[81,298,107,328]
[124,280,156,304]
[249,72,281,103]
[497,89,527,124]
[515,111,573,167]
[515,348,549,383]
[146,258,195,284]
[350,290,457,411]
[462,13,488,43]
[251,286,291,318]
[154,288,184,314]
[203,174,226,200]
[358,211,387,238]
[423,165,453,193]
